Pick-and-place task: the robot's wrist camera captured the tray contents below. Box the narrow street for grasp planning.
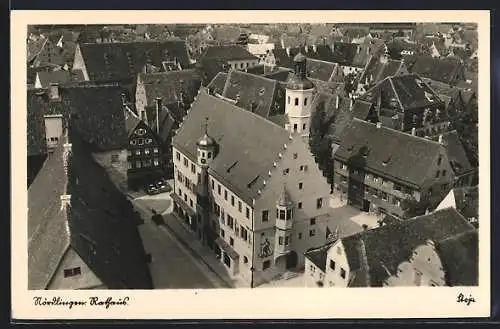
[131,193,228,289]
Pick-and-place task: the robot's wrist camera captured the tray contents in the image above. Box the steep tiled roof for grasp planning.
[410,56,464,84]
[441,130,473,175]
[334,118,444,187]
[172,91,291,205]
[36,70,84,88]
[452,186,479,221]
[219,70,281,118]
[331,42,359,66]
[139,69,202,108]
[62,83,129,151]
[304,244,331,272]
[207,72,228,95]
[196,57,230,86]
[360,74,443,111]
[264,69,292,83]
[125,111,141,137]
[306,59,341,82]
[27,36,48,63]
[28,128,153,290]
[342,207,475,287]
[78,41,191,81]
[435,229,478,286]
[201,45,259,61]
[360,57,405,86]
[271,45,335,70]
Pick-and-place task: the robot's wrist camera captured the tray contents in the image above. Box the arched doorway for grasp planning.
[286,251,298,270]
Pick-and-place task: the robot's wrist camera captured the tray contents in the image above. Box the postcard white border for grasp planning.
[11,10,491,320]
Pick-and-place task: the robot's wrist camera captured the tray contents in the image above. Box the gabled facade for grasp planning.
[171,91,331,287]
[125,109,164,190]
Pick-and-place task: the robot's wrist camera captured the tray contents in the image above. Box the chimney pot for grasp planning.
[376,122,382,128]
[438,134,443,144]
[411,127,416,136]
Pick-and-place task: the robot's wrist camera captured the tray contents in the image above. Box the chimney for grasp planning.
[280,38,285,49]
[60,194,71,211]
[335,95,340,109]
[305,45,309,53]
[313,44,317,52]
[411,127,416,136]
[367,46,370,55]
[376,122,382,129]
[349,98,353,111]
[357,45,361,54]
[438,134,443,144]
[331,43,335,53]
[286,47,290,57]
[155,97,162,135]
[49,83,60,100]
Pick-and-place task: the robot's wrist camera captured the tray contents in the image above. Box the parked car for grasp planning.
[145,183,159,195]
[156,178,172,193]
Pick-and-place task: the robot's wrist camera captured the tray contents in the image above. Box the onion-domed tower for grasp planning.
[285,52,315,138]
[196,117,217,245]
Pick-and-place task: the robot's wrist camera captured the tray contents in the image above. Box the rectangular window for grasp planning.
[298,202,302,209]
[435,171,440,178]
[220,229,225,238]
[227,215,234,229]
[303,123,306,130]
[178,188,181,196]
[184,157,188,167]
[309,229,316,237]
[218,184,221,195]
[298,182,303,189]
[212,180,215,189]
[240,226,248,241]
[310,218,316,225]
[184,193,187,202]
[304,98,308,106]
[340,268,346,279]
[238,201,242,212]
[283,168,290,175]
[437,155,443,166]
[135,149,141,156]
[153,158,159,166]
[293,153,298,159]
[279,210,286,220]
[381,192,388,201]
[442,170,447,176]
[127,161,132,169]
[207,152,212,159]
[295,98,299,106]
[284,236,290,245]
[224,190,228,201]
[304,165,308,172]
[63,267,81,278]
[136,160,142,168]
[279,236,284,245]
[153,148,159,153]
[190,199,193,207]
[176,151,180,161]
[246,207,250,219]
[144,148,150,155]
[231,195,235,206]
[230,237,234,246]
[263,260,271,270]
[262,210,269,222]
[191,163,196,173]
[300,165,304,171]
[316,198,323,209]
[329,260,336,270]
[298,233,302,239]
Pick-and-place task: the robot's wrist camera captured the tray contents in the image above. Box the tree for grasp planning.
[401,195,431,219]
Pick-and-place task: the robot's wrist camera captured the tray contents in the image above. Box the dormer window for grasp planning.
[64,267,81,278]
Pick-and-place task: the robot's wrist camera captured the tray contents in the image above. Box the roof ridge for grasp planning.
[351,118,445,147]
[221,70,233,96]
[387,76,405,110]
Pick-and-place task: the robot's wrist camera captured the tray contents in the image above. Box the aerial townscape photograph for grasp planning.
[26,21,480,291]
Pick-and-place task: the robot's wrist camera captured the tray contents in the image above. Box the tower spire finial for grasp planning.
[204,116,209,135]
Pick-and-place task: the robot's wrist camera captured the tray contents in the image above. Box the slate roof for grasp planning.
[78,41,191,81]
[201,45,259,61]
[28,127,153,290]
[36,70,85,88]
[360,74,443,111]
[196,57,230,86]
[138,69,202,109]
[435,229,478,286]
[423,77,476,107]
[218,70,282,118]
[271,45,335,70]
[410,56,464,84]
[441,130,473,175]
[341,207,475,287]
[172,91,291,205]
[452,186,479,221]
[334,118,444,187]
